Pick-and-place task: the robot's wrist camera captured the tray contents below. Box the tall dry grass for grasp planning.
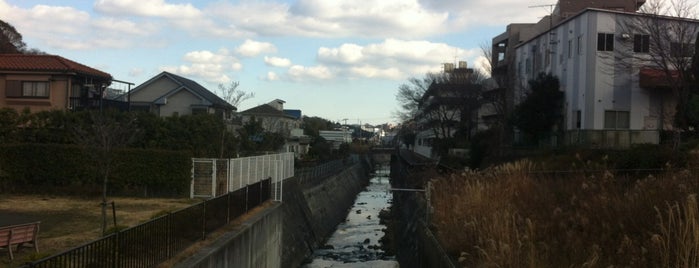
[430,159,699,268]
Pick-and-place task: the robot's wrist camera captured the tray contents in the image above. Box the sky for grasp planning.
[1,0,557,125]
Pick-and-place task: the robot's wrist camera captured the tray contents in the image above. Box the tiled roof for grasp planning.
[241,104,285,115]
[0,54,112,80]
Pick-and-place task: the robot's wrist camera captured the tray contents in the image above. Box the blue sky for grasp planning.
[1,0,552,125]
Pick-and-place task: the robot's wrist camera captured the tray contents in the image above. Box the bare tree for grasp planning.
[416,72,485,156]
[217,81,254,157]
[394,72,449,122]
[217,81,254,108]
[73,112,138,235]
[611,0,698,147]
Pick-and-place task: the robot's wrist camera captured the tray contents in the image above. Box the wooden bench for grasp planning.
[0,221,40,260]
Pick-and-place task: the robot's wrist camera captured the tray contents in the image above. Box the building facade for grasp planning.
[514,8,698,147]
[126,71,236,119]
[0,54,113,113]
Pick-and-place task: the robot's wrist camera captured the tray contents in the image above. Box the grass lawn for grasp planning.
[0,195,196,267]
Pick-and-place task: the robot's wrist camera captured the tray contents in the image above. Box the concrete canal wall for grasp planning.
[281,162,370,267]
[175,160,370,268]
[175,203,283,268]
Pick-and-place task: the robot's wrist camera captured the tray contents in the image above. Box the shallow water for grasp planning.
[302,171,398,268]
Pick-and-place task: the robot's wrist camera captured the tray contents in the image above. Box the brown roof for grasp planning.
[0,54,112,80]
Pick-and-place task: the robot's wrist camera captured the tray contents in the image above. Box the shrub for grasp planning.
[0,144,190,197]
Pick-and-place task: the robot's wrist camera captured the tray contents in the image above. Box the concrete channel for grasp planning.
[301,166,398,267]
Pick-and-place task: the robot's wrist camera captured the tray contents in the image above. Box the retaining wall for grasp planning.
[174,203,283,268]
[390,152,457,268]
[175,160,370,268]
[281,162,370,267]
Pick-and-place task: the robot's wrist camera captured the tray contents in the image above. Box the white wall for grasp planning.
[514,10,662,133]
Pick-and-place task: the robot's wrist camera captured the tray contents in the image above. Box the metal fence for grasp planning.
[23,179,272,268]
[295,156,357,187]
[191,152,294,200]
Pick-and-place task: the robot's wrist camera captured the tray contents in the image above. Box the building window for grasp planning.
[568,39,573,59]
[577,35,583,55]
[8,81,50,98]
[525,58,531,74]
[634,34,650,53]
[671,42,693,57]
[192,107,207,114]
[576,110,581,129]
[604,110,630,129]
[597,33,614,51]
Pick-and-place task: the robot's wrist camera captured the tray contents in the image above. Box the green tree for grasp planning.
[0,108,20,143]
[302,116,336,138]
[307,136,333,161]
[511,73,564,144]
[237,118,284,156]
[0,19,25,53]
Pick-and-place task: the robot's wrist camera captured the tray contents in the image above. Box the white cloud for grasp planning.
[349,66,404,80]
[265,72,280,81]
[160,48,242,84]
[129,68,144,77]
[235,39,277,57]
[206,0,450,38]
[472,55,491,76]
[264,56,292,67]
[318,44,364,64]
[287,65,333,81]
[94,0,202,19]
[0,1,166,50]
[92,18,158,36]
[314,38,481,80]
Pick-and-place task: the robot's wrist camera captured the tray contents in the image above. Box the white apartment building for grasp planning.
[514,8,698,147]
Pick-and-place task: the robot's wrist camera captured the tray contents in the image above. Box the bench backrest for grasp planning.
[0,222,40,247]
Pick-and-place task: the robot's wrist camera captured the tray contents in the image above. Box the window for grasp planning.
[597,33,614,51]
[604,111,630,129]
[7,81,50,98]
[671,42,693,57]
[577,35,583,55]
[634,34,650,53]
[568,39,573,58]
[525,58,531,74]
[576,110,581,129]
[192,107,207,114]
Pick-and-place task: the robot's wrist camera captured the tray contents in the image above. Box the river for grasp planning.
[302,167,398,268]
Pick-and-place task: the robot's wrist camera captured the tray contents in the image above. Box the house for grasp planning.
[0,54,114,113]
[513,7,698,147]
[125,71,235,119]
[240,99,307,155]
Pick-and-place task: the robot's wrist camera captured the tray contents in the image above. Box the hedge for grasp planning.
[0,144,191,197]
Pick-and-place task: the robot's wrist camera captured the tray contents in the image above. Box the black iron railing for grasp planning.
[24,178,272,268]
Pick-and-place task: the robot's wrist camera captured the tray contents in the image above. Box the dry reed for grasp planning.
[430,159,699,268]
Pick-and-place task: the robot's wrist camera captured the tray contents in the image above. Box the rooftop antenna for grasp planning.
[529,3,556,29]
